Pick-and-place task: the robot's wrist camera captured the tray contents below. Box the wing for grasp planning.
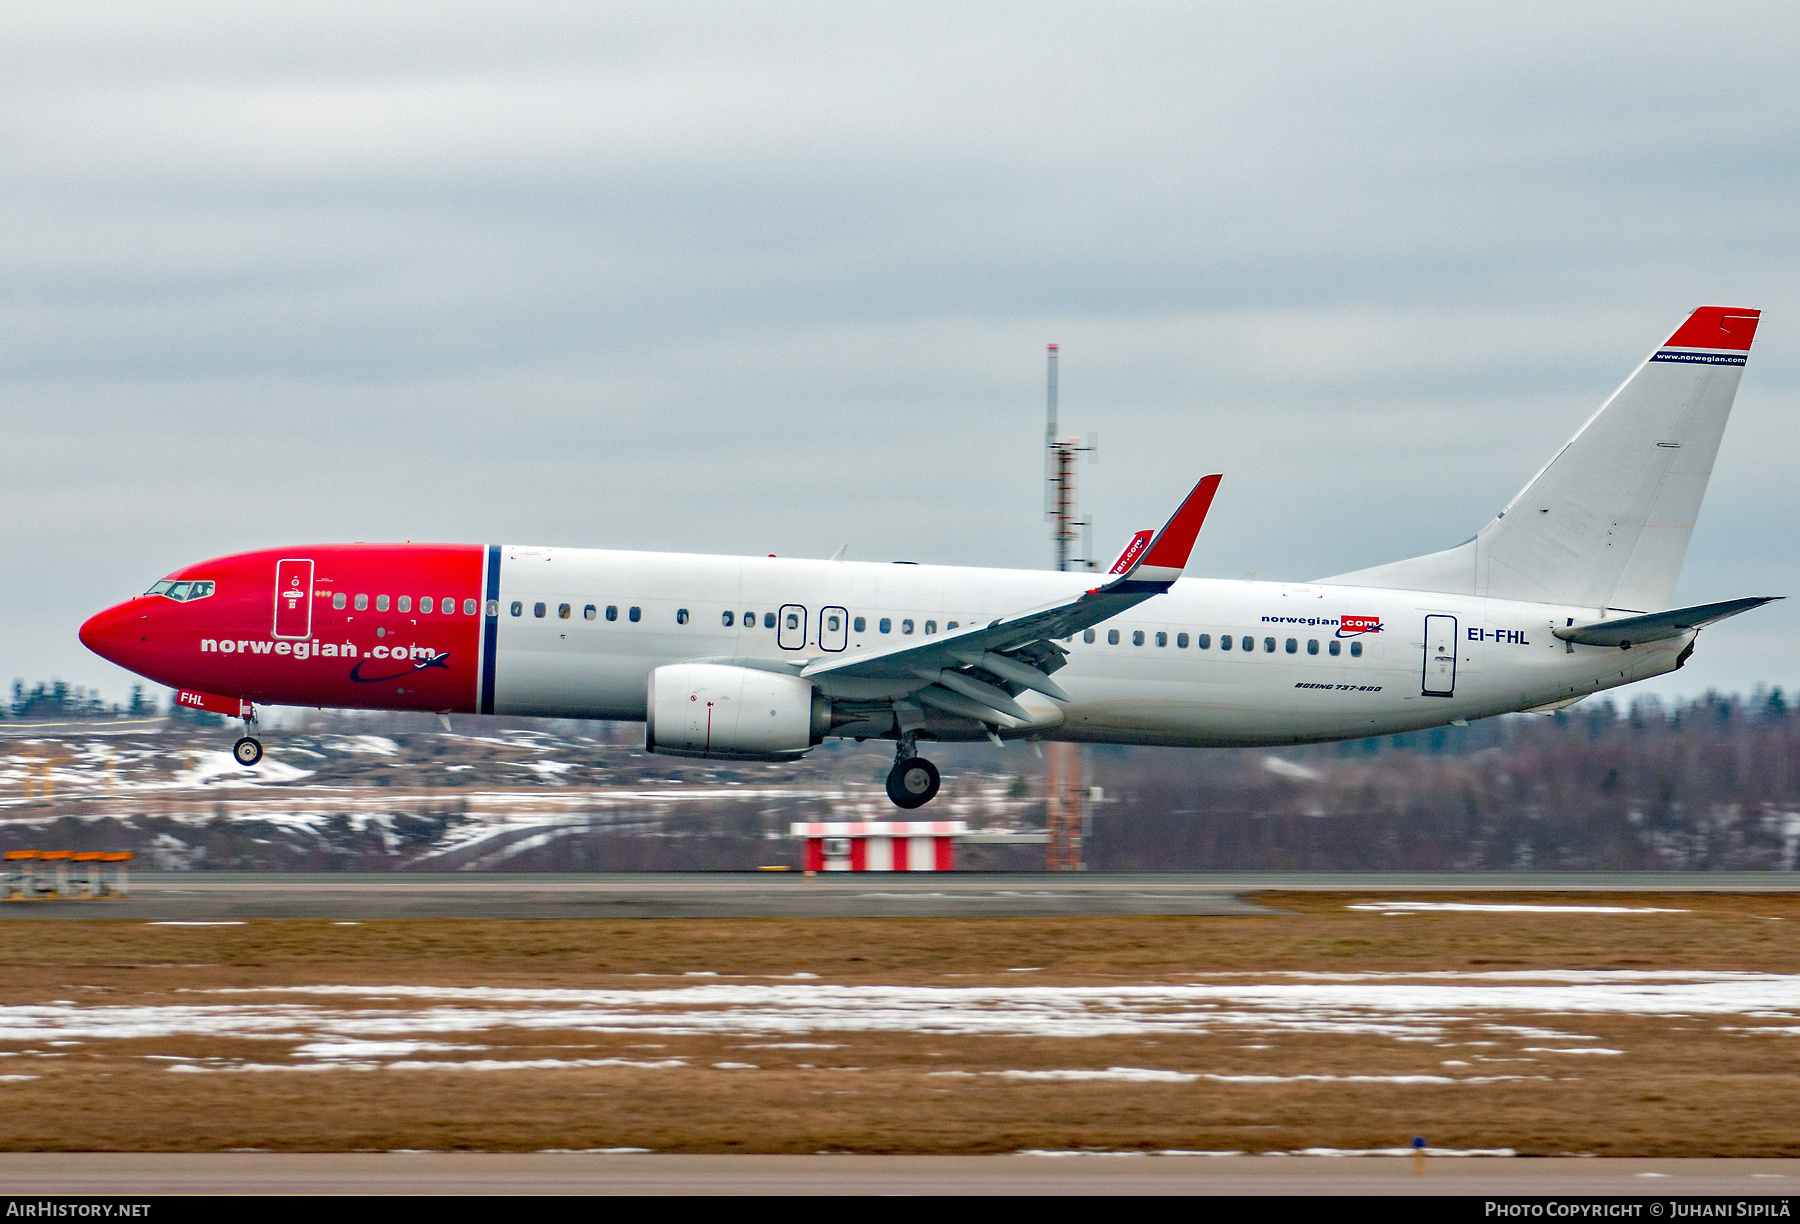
[800,474,1222,726]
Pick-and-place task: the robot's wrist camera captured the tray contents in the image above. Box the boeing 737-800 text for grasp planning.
[80,306,1776,808]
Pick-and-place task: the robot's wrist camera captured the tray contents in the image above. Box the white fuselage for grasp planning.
[490,547,1682,746]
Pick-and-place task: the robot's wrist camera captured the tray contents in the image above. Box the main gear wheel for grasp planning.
[886,756,940,809]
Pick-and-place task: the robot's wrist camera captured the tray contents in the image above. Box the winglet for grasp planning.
[1106,474,1222,591]
[1107,530,1154,575]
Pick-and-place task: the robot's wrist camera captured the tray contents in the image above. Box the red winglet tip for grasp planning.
[1107,529,1155,575]
[1139,474,1223,571]
[1664,306,1760,352]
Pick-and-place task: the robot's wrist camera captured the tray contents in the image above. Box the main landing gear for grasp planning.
[885,733,941,809]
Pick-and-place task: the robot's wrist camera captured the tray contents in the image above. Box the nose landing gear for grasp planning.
[231,700,261,768]
[885,733,941,809]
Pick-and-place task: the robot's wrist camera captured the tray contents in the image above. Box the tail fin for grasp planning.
[1319,306,1760,611]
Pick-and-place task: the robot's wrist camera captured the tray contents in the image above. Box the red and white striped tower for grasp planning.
[1043,343,1090,871]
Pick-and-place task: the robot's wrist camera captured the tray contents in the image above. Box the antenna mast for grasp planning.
[1044,344,1096,572]
[1041,343,1094,871]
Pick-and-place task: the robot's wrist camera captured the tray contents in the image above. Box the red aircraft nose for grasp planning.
[79,600,148,670]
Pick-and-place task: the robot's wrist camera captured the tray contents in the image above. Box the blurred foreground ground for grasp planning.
[2,691,1799,872]
[0,895,1796,1154]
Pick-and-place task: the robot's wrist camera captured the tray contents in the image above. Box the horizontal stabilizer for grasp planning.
[1553,596,1780,648]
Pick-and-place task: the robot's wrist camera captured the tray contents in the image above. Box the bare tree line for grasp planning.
[3,688,1795,872]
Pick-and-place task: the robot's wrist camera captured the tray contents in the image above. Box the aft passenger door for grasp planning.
[819,606,848,652]
[1422,614,1457,697]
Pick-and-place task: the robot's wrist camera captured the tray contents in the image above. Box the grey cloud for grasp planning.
[5,1,1799,703]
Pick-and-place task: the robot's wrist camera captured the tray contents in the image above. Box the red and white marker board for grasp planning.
[790,821,967,872]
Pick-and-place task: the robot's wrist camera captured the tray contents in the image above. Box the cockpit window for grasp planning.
[145,579,214,602]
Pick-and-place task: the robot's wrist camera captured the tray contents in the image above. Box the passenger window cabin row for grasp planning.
[331,593,478,615]
[497,598,1367,659]
[487,595,1377,668]
[502,604,965,637]
[511,601,648,622]
[1079,628,1364,657]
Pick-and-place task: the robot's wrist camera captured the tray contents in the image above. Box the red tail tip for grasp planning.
[1665,306,1760,352]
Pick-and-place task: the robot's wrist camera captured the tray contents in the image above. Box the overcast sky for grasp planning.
[6,1,1798,708]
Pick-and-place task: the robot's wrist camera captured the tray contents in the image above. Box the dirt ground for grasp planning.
[0,893,1796,1154]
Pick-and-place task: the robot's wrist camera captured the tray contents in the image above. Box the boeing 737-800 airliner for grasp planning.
[80,306,1775,808]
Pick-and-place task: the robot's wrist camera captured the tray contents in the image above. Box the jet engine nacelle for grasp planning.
[645,663,831,760]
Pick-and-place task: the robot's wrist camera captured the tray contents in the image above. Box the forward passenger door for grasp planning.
[273,558,315,639]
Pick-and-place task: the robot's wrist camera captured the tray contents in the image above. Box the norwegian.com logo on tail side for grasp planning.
[1337,615,1383,638]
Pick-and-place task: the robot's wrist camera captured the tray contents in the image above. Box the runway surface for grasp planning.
[4,871,1798,920]
[0,1153,1795,1196]
[0,871,1275,919]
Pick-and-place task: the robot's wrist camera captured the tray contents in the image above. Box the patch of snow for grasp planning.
[1520,1047,1624,1055]
[454,828,584,870]
[171,1063,369,1073]
[1204,1073,1531,1084]
[1202,970,1756,983]
[8,974,1796,1055]
[994,1068,1197,1083]
[171,751,313,788]
[292,1041,485,1060]
[1152,1150,1248,1157]
[383,1058,687,1072]
[1016,1150,1148,1157]
[1022,1147,1514,1157]
[1284,1147,1517,1157]
[335,736,400,756]
[1348,903,1687,915]
[1261,756,1320,781]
